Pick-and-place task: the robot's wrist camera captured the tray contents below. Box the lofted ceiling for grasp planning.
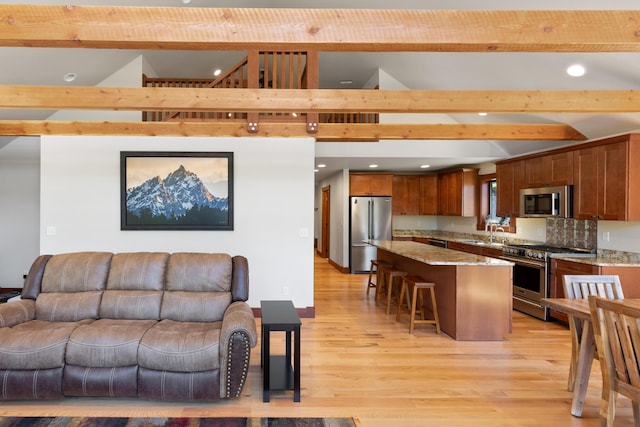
[1,0,640,182]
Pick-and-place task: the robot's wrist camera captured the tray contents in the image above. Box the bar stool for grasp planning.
[396,275,441,334]
[366,259,392,296]
[376,265,407,315]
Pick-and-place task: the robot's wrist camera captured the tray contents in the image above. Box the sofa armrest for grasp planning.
[219,301,258,398]
[0,299,35,327]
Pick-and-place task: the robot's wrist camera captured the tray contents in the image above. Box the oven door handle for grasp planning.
[500,255,545,268]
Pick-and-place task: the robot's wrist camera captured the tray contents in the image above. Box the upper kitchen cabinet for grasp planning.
[392,174,438,216]
[419,174,439,216]
[349,174,393,196]
[496,159,525,218]
[392,175,420,215]
[573,134,640,221]
[524,152,573,187]
[437,168,478,217]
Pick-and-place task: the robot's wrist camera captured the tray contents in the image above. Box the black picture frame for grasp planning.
[120,151,234,231]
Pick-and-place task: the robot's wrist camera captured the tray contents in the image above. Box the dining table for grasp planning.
[540,298,593,417]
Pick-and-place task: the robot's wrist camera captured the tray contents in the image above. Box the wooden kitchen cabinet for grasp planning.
[392,174,438,216]
[419,174,438,215]
[349,174,393,196]
[496,159,525,218]
[392,175,420,215]
[549,259,596,323]
[573,134,640,221]
[524,152,573,187]
[550,258,640,322]
[549,259,597,322]
[437,168,478,217]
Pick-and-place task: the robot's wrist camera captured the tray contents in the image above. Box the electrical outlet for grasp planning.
[282,286,289,296]
[603,231,610,242]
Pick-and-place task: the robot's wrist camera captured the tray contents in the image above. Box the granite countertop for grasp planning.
[395,229,640,267]
[373,240,513,267]
[394,230,507,248]
[552,254,640,267]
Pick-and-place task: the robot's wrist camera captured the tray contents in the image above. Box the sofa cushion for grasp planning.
[0,320,91,370]
[106,252,169,291]
[138,320,221,372]
[100,290,163,320]
[166,253,232,292]
[35,291,103,322]
[160,291,231,322]
[66,319,157,367]
[41,252,112,293]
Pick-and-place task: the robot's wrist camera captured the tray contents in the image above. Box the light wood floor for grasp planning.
[0,253,635,426]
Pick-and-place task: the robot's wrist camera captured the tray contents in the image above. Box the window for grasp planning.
[488,178,498,223]
[477,174,515,233]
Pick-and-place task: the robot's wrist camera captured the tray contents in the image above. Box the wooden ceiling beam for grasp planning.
[1,86,640,114]
[0,120,586,141]
[1,6,640,52]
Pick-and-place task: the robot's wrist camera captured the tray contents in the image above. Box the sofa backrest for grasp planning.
[24,251,249,323]
[35,252,113,322]
[100,252,169,320]
[161,253,232,322]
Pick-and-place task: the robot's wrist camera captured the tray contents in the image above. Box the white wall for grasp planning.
[598,221,640,253]
[0,137,40,287]
[315,169,349,268]
[40,135,316,309]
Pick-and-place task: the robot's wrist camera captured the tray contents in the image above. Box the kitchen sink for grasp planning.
[459,239,503,247]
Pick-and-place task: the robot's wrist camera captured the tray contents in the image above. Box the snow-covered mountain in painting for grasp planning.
[126,165,228,219]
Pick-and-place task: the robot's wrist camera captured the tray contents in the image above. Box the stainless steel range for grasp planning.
[501,243,595,320]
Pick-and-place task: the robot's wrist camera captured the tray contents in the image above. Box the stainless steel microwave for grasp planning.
[520,185,573,218]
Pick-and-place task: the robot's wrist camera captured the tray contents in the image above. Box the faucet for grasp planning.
[487,223,505,243]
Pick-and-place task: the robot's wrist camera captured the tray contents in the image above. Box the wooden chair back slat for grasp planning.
[589,296,640,426]
[564,275,624,300]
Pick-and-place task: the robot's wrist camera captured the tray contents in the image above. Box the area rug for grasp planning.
[0,418,356,427]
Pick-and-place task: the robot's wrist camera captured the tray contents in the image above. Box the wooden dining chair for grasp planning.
[588,296,640,427]
[562,275,624,392]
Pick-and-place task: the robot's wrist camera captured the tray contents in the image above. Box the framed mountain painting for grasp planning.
[120,151,234,230]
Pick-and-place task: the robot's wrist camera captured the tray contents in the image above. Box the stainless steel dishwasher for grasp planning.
[428,238,448,248]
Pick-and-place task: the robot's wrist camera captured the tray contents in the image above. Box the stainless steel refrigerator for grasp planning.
[350,196,392,273]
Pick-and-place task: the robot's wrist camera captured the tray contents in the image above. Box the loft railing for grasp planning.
[141,51,379,127]
[319,112,379,124]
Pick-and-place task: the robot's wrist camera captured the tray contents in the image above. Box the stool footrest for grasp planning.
[396,275,440,335]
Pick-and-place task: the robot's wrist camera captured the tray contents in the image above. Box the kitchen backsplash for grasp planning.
[546,218,597,250]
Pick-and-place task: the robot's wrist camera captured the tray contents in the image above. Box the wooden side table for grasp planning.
[260,300,301,402]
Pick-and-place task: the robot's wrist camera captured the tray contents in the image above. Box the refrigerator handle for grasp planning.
[369,200,374,240]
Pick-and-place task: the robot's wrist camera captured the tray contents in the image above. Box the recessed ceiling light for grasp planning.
[63,72,77,82]
[317,164,326,168]
[213,68,222,77]
[477,112,487,116]
[420,164,431,169]
[369,164,378,168]
[566,64,586,77]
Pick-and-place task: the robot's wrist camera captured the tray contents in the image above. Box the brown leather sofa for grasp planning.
[0,251,257,401]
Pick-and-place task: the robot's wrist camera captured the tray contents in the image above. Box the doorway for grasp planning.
[321,186,330,259]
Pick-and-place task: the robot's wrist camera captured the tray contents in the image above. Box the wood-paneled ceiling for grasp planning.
[1,1,640,178]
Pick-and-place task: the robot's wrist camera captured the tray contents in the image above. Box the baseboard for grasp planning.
[328,258,349,274]
[252,306,315,318]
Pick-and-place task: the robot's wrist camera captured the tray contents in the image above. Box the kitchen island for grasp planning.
[374,240,513,341]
